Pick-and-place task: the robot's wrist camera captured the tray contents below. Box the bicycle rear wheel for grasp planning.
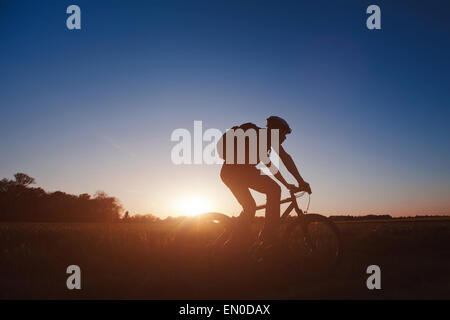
[171,212,230,248]
[197,212,232,247]
[284,214,342,276]
[193,213,233,267]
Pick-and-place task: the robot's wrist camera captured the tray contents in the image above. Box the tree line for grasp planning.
[0,173,122,222]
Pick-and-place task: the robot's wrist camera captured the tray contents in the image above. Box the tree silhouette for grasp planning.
[0,173,123,222]
[14,173,35,186]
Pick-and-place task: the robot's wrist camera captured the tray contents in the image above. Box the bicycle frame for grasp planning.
[254,191,308,219]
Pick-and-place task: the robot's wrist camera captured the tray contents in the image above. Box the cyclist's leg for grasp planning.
[220,165,256,243]
[246,172,281,243]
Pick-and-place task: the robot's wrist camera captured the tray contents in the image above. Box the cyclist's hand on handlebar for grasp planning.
[286,182,311,195]
[299,181,312,194]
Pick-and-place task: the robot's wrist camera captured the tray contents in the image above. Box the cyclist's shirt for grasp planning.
[217,122,279,166]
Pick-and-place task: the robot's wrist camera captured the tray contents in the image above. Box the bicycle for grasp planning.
[199,190,343,275]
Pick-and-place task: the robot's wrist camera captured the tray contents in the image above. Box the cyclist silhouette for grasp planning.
[218,116,311,246]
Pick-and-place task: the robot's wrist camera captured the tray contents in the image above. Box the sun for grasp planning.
[177,196,212,216]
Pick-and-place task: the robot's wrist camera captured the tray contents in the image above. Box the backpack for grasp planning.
[216,122,262,164]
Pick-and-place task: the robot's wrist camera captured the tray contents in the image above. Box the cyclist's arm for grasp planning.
[278,145,307,186]
[263,158,293,189]
[271,165,290,188]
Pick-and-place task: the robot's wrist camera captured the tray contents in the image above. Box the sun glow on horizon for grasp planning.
[176,196,213,216]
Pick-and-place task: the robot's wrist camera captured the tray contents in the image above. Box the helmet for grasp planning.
[266,116,292,134]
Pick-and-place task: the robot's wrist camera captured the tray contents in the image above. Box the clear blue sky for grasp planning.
[1,0,449,216]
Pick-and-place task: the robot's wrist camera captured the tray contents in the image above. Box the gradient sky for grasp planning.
[1,0,450,217]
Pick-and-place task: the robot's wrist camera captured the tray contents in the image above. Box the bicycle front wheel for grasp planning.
[284,214,342,275]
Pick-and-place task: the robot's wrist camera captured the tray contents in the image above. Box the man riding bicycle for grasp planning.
[217,116,312,246]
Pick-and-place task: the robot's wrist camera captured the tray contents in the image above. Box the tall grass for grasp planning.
[1,219,449,299]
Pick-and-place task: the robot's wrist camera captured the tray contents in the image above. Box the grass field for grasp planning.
[1,217,450,299]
